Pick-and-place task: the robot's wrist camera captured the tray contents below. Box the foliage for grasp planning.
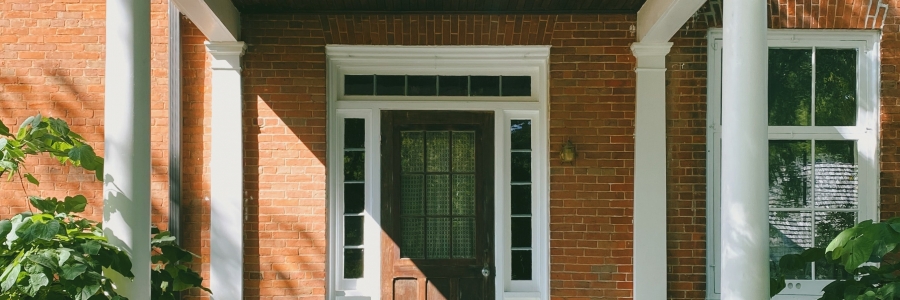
[0,114,209,299]
[772,217,900,299]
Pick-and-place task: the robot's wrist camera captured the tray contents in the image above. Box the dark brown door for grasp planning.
[381,111,495,300]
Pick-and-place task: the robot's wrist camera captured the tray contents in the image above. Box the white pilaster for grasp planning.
[721,0,769,299]
[103,0,151,297]
[207,41,247,300]
[630,42,672,300]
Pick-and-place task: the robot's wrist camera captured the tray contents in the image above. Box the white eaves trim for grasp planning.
[171,0,240,41]
[636,0,706,43]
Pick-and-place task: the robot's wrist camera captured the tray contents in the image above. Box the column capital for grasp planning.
[630,42,673,69]
[205,41,246,70]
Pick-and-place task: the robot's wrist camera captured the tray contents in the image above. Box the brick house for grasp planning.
[1,0,898,299]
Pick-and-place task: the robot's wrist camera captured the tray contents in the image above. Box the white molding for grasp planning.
[630,41,672,300]
[325,45,550,300]
[636,0,706,42]
[172,0,240,41]
[209,41,246,300]
[705,29,880,299]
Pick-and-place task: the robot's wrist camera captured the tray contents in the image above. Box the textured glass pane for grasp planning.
[345,75,374,96]
[769,140,811,208]
[511,250,532,280]
[815,140,858,209]
[344,183,365,214]
[452,131,476,172]
[344,249,364,278]
[438,76,468,96]
[511,152,532,183]
[452,174,475,216]
[815,211,856,280]
[511,184,531,215]
[510,120,532,150]
[511,217,531,248]
[345,216,364,246]
[401,175,425,216]
[769,49,812,126]
[470,76,500,96]
[769,211,813,280]
[401,131,425,173]
[408,75,437,96]
[815,49,857,126]
[401,218,425,258]
[501,76,531,96]
[376,75,405,96]
[344,151,365,181]
[453,218,475,258]
[427,218,451,259]
[344,118,365,149]
[426,131,450,172]
[426,175,450,215]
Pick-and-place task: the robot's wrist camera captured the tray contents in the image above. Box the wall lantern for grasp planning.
[560,140,576,163]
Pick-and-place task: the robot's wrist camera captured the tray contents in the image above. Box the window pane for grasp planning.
[511,152,532,183]
[511,250,532,280]
[768,49,812,126]
[344,249,364,278]
[438,76,468,96]
[408,75,437,96]
[470,76,500,96]
[511,217,531,248]
[511,184,531,215]
[401,131,425,172]
[815,49,857,126]
[769,140,811,208]
[452,131,476,172]
[345,216,364,246]
[345,183,365,214]
[344,151,365,181]
[814,211,855,280]
[501,76,531,96]
[814,140,858,209]
[426,175,451,215]
[401,218,425,258]
[452,218,475,258]
[345,75,374,95]
[427,218,451,258]
[511,120,532,150]
[452,174,475,215]
[769,211,813,280]
[376,75,405,96]
[344,118,365,149]
[426,131,450,172]
[401,174,424,215]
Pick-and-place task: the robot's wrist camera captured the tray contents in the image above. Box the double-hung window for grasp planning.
[706,30,880,299]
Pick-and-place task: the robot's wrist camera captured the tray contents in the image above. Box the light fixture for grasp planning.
[560,140,576,163]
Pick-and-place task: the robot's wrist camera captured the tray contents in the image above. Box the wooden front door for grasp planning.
[381,111,495,300]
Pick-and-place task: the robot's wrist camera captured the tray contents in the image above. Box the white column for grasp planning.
[103,0,151,297]
[630,42,672,300]
[206,41,247,300]
[721,0,769,299]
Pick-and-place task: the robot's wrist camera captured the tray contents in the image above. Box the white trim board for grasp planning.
[325,45,551,300]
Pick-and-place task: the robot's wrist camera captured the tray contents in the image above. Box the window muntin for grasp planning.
[706,30,879,299]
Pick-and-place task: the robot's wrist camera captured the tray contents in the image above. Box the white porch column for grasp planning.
[721,0,769,299]
[103,0,151,297]
[630,42,672,300]
[207,41,247,300]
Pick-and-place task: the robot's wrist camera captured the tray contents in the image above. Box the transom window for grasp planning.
[707,30,879,299]
[344,75,532,97]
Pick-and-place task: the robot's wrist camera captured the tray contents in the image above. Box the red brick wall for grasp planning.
[240,14,637,299]
[0,0,171,226]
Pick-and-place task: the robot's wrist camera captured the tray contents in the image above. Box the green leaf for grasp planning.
[0,252,22,292]
[47,118,70,136]
[0,138,7,149]
[81,241,101,255]
[770,274,786,297]
[0,120,10,136]
[22,273,48,296]
[27,251,56,269]
[23,173,38,186]
[28,197,57,214]
[60,263,87,280]
[56,249,71,267]
[68,145,102,171]
[26,219,60,241]
[76,284,100,300]
[63,195,88,214]
[19,116,34,131]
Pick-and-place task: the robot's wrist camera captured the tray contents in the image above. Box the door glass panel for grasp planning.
[814,140,858,209]
[769,211,813,280]
[401,218,425,258]
[402,131,425,172]
[768,49,812,126]
[453,218,475,258]
[426,175,451,215]
[815,49,857,126]
[452,131,476,172]
[427,218,452,259]
[769,140,812,208]
[452,174,475,215]
[427,131,450,172]
[402,175,425,215]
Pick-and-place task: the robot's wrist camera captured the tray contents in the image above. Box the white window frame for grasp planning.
[706,29,880,299]
[325,45,551,300]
